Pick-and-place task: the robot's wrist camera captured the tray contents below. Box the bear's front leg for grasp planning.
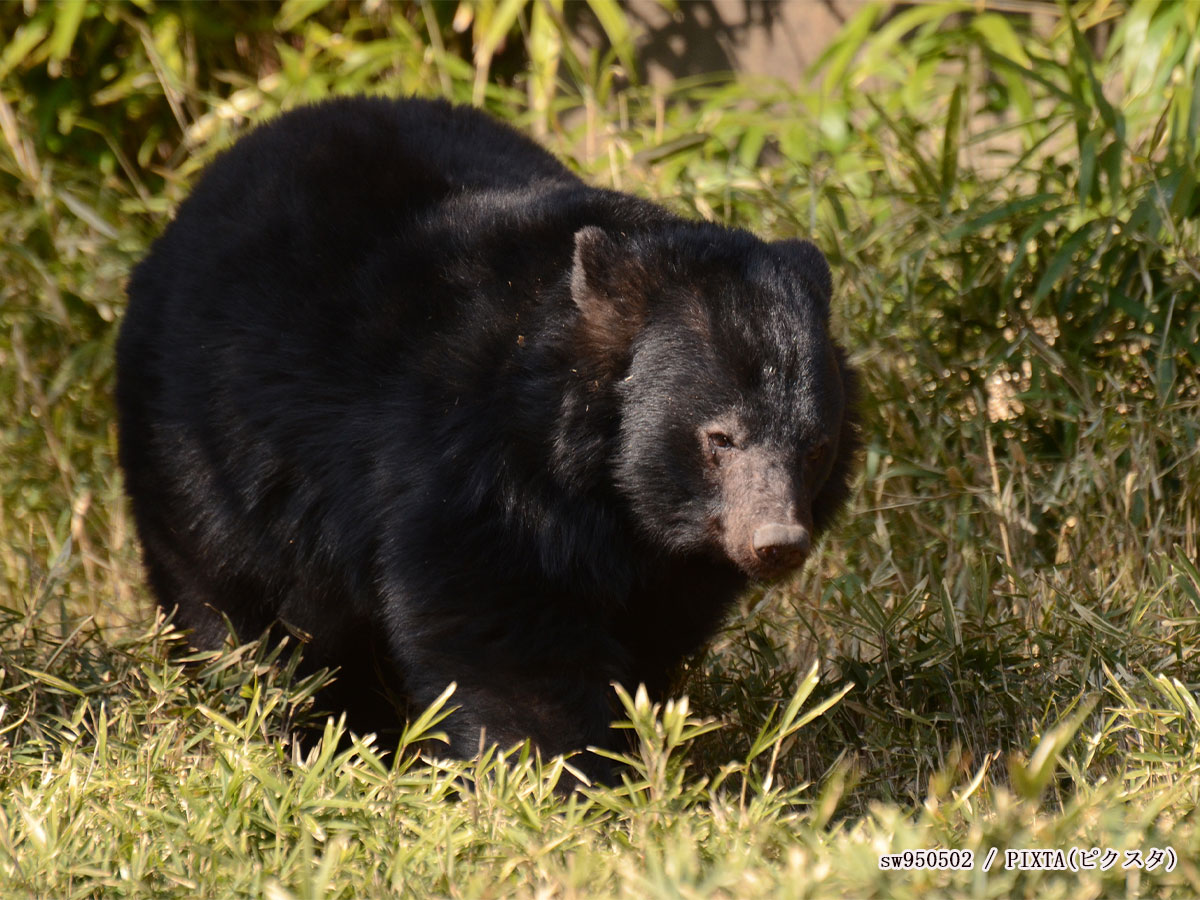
[397,619,628,787]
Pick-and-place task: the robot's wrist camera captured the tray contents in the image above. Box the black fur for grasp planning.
[116,97,860,780]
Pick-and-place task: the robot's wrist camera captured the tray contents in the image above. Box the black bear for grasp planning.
[116,96,859,781]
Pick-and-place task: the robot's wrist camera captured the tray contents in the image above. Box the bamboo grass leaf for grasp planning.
[1032,222,1099,305]
[940,83,963,209]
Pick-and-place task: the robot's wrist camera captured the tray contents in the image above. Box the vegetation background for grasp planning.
[1,0,1198,896]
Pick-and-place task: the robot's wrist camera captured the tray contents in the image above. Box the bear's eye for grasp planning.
[806,438,830,466]
[707,431,735,461]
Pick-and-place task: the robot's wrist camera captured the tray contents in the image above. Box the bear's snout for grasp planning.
[753,520,811,564]
[752,523,811,567]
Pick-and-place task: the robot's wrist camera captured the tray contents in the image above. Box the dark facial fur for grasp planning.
[571,225,858,580]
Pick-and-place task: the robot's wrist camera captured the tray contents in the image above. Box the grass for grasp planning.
[2,1,1199,897]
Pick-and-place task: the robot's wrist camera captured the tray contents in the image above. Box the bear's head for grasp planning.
[570,224,859,580]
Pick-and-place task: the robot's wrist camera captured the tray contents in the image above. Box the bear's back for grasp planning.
[123,99,589,372]
[177,97,576,227]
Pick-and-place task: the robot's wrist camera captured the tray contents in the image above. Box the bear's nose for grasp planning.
[751,524,811,569]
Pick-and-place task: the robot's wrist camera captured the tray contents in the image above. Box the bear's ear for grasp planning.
[772,238,833,310]
[571,226,646,368]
